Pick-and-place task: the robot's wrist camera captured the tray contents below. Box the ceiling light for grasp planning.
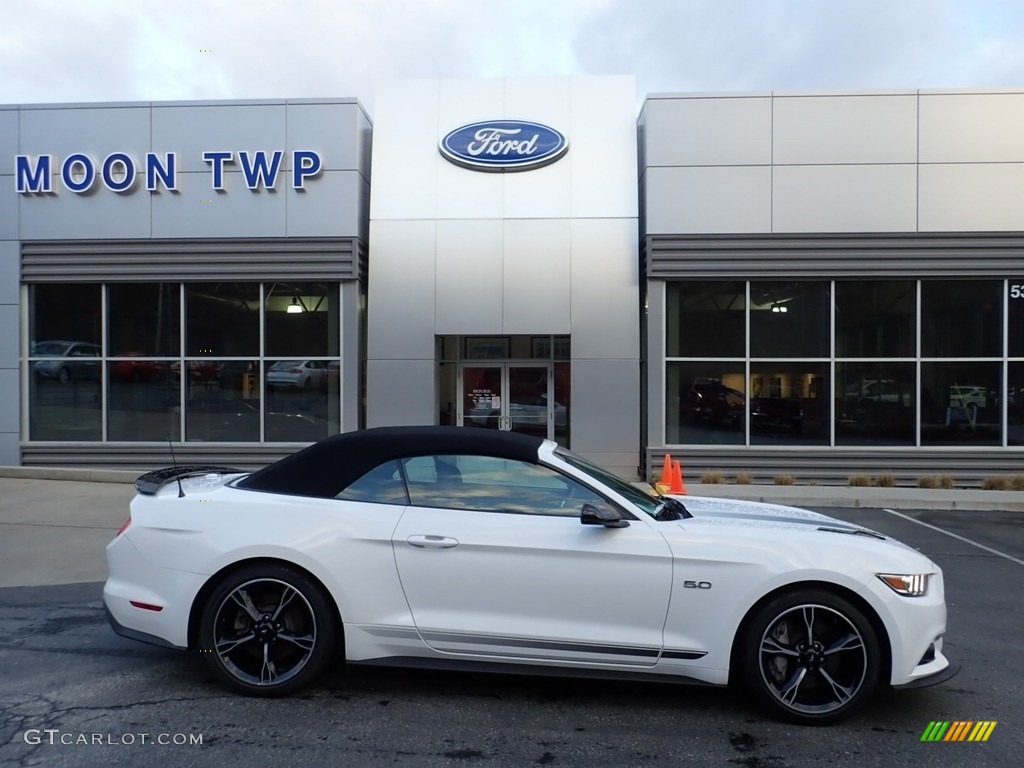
[287,297,304,314]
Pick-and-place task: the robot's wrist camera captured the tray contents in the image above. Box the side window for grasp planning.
[335,459,409,505]
[403,454,604,516]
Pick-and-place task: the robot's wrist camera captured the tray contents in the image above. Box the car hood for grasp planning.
[668,494,888,539]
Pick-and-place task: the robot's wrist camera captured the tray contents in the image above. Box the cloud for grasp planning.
[1,0,1022,117]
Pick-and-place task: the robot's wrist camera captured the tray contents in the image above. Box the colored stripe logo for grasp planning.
[921,721,997,742]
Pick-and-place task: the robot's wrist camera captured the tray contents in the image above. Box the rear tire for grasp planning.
[738,589,881,724]
[198,563,339,696]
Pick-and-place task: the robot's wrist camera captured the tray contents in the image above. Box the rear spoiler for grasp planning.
[135,466,245,495]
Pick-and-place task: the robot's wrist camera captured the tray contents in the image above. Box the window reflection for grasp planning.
[108,284,180,357]
[835,363,915,445]
[108,363,179,441]
[920,362,1002,446]
[750,363,829,445]
[1009,363,1024,446]
[265,282,339,357]
[836,281,915,358]
[922,280,1001,358]
[265,359,339,441]
[667,363,746,445]
[185,360,260,442]
[667,282,745,358]
[186,284,259,357]
[751,282,829,358]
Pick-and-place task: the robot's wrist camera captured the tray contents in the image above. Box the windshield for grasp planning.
[555,447,662,518]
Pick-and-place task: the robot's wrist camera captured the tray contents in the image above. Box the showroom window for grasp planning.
[664,278,1017,448]
[27,282,343,443]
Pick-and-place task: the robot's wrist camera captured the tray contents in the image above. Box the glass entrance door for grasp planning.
[460,363,554,439]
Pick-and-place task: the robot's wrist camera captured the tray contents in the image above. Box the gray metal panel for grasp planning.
[21,238,362,281]
[285,170,364,237]
[0,108,18,160]
[19,105,151,160]
[0,178,16,240]
[772,94,918,165]
[0,368,16,432]
[20,185,153,240]
[643,447,1024,489]
[151,170,285,238]
[0,304,17,369]
[0,432,16,466]
[285,102,363,172]
[645,233,1024,278]
[20,443,300,471]
[151,104,286,174]
[341,281,362,432]
[0,241,18,304]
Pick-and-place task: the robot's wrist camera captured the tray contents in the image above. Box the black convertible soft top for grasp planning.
[236,425,545,498]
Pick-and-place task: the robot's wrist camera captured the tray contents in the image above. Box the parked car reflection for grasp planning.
[32,341,101,383]
[680,378,744,429]
[267,360,326,390]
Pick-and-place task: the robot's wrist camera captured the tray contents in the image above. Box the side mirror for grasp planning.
[581,503,629,529]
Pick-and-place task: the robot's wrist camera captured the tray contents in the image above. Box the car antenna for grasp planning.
[168,434,185,498]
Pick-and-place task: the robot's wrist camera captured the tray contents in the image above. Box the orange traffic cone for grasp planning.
[657,453,673,491]
[670,460,687,495]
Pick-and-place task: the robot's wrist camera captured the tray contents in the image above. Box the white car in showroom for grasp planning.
[104,426,954,724]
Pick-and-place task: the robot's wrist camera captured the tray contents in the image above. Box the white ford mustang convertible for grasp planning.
[104,426,954,723]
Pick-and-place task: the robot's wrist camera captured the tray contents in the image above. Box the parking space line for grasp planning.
[882,508,1024,567]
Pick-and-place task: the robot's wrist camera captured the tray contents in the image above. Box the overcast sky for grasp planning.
[3,0,1023,116]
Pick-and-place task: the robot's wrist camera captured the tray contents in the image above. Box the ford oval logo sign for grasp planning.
[439,120,569,172]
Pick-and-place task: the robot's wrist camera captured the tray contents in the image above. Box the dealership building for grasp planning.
[3,77,1024,483]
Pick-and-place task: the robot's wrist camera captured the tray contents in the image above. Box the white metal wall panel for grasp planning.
[642,96,772,167]
[504,78,574,220]
[502,219,571,333]
[773,164,918,232]
[645,166,772,235]
[366,358,437,428]
[570,218,640,361]
[919,91,1024,163]
[366,219,437,359]
[370,80,441,221]
[773,94,918,165]
[435,219,503,334]
[570,76,639,219]
[919,163,1024,231]
[436,79,506,220]
[570,358,640,473]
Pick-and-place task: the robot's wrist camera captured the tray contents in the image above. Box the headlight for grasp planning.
[877,573,930,597]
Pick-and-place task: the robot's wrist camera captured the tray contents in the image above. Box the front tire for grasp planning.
[738,589,881,724]
[198,564,339,696]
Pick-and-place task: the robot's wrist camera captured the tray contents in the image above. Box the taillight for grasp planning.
[116,517,132,537]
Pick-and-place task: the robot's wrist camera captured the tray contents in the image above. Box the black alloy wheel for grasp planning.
[198,564,339,696]
[739,589,881,724]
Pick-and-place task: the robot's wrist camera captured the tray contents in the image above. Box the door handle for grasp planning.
[406,535,459,549]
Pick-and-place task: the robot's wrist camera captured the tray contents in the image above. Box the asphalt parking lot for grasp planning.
[0,477,1021,767]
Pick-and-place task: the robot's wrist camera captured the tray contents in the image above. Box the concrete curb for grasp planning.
[0,466,138,484]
